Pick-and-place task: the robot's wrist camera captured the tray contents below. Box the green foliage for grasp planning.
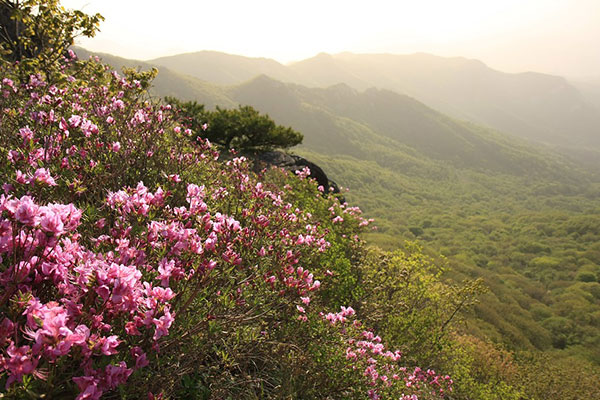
[300,149,600,362]
[409,226,424,237]
[0,0,103,80]
[442,335,524,400]
[357,245,485,365]
[516,353,600,400]
[575,270,597,282]
[167,97,303,152]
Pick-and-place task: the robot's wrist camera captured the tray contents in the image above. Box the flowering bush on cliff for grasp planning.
[0,48,451,399]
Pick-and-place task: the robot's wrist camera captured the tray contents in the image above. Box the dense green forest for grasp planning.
[303,150,600,358]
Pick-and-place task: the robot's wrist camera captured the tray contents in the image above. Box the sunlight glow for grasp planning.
[61,0,600,78]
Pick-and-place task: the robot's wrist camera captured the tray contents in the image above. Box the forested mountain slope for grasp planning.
[230,76,583,178]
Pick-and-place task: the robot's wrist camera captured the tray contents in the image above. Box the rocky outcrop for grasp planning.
[253,151,343,199]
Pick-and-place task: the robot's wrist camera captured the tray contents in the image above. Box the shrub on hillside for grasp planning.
[0,51,451,399]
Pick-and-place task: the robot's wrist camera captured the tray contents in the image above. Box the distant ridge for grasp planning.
[288,52,600,149]
[148,50,600,152]
[73,47,236,108]
[149,51,303,85]
[226,74,582,179]
[75,47,600,169]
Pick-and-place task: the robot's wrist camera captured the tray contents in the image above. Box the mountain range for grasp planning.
[75,47,598,176]
[148,51,600,154]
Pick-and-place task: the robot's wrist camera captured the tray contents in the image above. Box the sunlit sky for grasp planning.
[61,0,600,79]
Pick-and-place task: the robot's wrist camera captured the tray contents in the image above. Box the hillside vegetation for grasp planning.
[0,5,465,398]
[84,46,600,370]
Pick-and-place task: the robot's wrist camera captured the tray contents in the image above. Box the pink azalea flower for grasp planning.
[18,126,34,140]
[68,114,82,127]
[100,335,120,356]
[40,209,64,235]
[32,168,57,186]
[157,258,175,287]
[73,376,102,400]
[5,344,38,386]
[14,196,39,226]
[152,309,174,341]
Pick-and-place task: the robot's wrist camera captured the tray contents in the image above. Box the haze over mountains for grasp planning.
[75,46,600,174]
[75,48,237,109]
[231,75,581,179]
[149,51,600,154]
[573,79,600,112]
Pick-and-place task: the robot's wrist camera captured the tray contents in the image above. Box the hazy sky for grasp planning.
[61,0,600,79]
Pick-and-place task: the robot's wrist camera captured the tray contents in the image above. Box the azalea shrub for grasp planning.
[0,49,453,399]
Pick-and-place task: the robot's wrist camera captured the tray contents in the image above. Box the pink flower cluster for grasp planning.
[324,305,356,325]
[328,202,375,229]
[323,307,452,399]
[0,194,161,397]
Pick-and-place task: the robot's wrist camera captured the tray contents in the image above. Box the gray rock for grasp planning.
[253,151,343,199]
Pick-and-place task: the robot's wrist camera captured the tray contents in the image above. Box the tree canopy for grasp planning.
[0,0,103,79]
[167,97,303,152]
